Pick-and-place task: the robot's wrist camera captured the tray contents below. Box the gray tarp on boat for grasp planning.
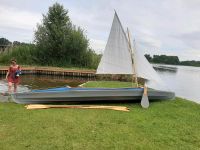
[12,87,175,104]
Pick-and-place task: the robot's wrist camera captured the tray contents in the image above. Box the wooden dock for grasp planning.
[0,66,96,78]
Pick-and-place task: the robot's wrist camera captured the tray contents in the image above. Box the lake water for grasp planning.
[0,75,87,93]
[0,65,200,103]
[153,64,200,104]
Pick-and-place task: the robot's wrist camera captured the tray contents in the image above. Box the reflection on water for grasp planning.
[153,64,178,73]
[0,75,88,93]
[18,75,87,89]
[153,64,200,103]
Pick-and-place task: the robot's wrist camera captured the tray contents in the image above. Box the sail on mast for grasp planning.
[96,12,134,74]
[132,41,168,90]
[96,11,168,91]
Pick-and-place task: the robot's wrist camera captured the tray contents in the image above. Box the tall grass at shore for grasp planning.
[0,45,38,65]
[0,44,101,69]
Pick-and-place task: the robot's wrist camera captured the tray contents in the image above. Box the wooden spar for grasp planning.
[127,28,138,87]
[25,104,130,112]
[130,35,150,108]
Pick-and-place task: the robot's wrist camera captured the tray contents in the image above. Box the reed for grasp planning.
[0,45,101,69]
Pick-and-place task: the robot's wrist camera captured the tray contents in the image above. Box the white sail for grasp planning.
[96,12,134,74]
[133,42,168,90]
[96,12,168,91]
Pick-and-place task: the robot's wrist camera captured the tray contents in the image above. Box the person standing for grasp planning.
[6,59,21,93]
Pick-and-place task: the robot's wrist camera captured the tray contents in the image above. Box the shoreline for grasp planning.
[0,66,95,78]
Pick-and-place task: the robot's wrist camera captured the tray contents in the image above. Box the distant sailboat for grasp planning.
[12,12,175,107]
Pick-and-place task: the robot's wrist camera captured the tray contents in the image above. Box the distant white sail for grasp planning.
[96,12,134,74]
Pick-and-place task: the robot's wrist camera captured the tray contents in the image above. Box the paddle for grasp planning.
[141,85,149,108]
[25,104,130,112]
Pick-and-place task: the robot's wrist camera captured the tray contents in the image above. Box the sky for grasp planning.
[1,0,200,61]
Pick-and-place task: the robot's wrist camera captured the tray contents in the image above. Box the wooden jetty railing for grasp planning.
[0,66,96,78]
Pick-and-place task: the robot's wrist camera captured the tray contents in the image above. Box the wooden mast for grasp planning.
[127,28,138,87]
[127,30,149,108]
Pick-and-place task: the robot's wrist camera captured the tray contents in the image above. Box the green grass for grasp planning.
[82,81,137,88]
[1,81,200,149]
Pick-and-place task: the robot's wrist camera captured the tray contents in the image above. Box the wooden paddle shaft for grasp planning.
[144,86,148,95]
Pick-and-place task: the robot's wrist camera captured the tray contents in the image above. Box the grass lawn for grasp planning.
[0,81,200,150]
[82,81,137,88]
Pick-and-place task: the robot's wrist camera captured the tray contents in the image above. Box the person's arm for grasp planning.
[18,65,21,71]
[6,67,11,80]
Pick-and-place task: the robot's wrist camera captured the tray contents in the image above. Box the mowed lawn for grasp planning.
[0,81,200,150]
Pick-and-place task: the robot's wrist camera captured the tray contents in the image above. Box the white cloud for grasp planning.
[0,5,42,42]
[0,6,41,30]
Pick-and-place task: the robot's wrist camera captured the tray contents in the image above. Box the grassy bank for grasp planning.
[82,81,137,88]
[1,81,200,149]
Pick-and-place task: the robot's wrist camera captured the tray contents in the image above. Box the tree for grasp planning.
[35,3,77,64]
[34,2,94,67]
[151,55,180,65]
[0,38,12,52]
[0,3,100,68]
[13,41,21,46]
[0,38,11,46]
[34,3,72,64]
[145,54,152,62]
[67,27,89,65]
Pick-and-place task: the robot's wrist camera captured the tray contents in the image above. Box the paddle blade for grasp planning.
[141,94,149,108]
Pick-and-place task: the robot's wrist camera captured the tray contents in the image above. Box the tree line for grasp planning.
[0,3,101,69]
[145,54,200,67]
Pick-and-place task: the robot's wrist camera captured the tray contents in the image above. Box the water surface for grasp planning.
[0,75,87,93]
[154,64,200,103]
